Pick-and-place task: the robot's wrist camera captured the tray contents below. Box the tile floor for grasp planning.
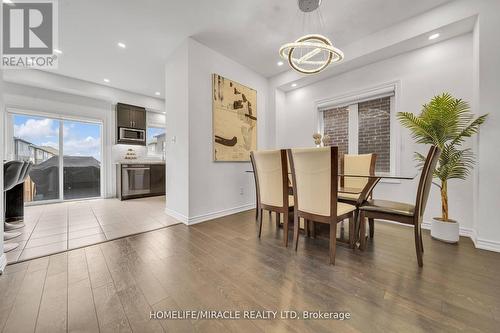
[5,196,179,264]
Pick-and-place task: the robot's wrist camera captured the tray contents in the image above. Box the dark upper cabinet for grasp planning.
[116,103,133,128]
[130,108,146,129]
[116,103,146,130]
[150,164,166,195]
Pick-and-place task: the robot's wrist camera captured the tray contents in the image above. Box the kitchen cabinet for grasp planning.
[116,103,146,130]
[150,164,166,195]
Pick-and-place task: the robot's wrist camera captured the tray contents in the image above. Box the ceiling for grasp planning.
[49,0,452,98]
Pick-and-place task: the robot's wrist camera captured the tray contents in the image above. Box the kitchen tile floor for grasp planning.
[5,196,180,264]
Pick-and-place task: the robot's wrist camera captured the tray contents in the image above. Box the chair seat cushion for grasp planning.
[360,199,414,217]
[299,202,356,217]
[338,202,356,216]
[338,192,360,202]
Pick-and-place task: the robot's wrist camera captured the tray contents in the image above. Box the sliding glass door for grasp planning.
[8,112,103,203]
[12,114,60,202]
[63,120,102,200]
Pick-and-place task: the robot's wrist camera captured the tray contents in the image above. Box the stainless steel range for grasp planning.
[117,162,165,200]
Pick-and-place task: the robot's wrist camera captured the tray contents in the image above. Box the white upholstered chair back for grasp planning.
[343,154,375,189]
[252,150,285,207]
[290,147,332,216]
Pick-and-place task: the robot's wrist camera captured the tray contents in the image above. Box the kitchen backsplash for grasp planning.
[112,144,148,161]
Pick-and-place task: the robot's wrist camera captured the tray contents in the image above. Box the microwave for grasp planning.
[118,127,146,144]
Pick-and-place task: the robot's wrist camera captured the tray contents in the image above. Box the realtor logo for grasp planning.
[1,0,58,68]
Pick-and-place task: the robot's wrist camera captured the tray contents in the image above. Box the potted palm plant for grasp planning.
[397,93,487,243]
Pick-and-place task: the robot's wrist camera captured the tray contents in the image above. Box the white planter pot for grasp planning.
[431,218,459,243]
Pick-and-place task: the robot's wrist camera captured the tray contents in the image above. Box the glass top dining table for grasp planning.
[245,170,416,194]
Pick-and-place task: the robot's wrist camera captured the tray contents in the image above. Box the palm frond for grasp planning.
[398,92,487,185]
[451,114,488,146]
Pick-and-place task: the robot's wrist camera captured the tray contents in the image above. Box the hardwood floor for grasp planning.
[1,209,499,332]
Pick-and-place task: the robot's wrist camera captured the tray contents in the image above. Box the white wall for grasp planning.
[165,41,190,219]
[165,38,269,223]
[277,34,474,230]
[188,39,268,221]
[473,0,500,252]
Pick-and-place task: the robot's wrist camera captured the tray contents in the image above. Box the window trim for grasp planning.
[145,110,166,157]
[5,107,105,204]
[316,81,401,183]
[146,125,166,156]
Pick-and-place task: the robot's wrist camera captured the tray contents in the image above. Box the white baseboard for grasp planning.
[165,204,255,226]
[469,230,500,252]
[0,253,7,274]
[164,208,189,224]
[422,220,500,252]
[187,204,255,225]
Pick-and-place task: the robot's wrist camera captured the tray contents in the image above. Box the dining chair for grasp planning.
[288,146,356,264]
[358,145,441,267]
[3,160,25,252]
[250,149,294,247]
[338,153,377,238]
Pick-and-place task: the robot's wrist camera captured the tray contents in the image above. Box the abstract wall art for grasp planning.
[212,74,257,161]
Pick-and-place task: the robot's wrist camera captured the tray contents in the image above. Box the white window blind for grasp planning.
[147,111,166,128]
[317,85,395,111]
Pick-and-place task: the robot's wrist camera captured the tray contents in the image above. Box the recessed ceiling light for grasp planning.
[103,78,110,83]
[428,33,440,40]
[3,0,14,5]
[54,49,63,54]
[155,92,161,96]
[291,83,297,87]
[162,112,166,114]
[277,61,284,66]
[117,42,126,48]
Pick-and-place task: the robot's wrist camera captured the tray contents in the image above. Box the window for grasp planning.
[147,126,166,156]
[319,88,395,173]
[322,105,349,158]
[8,112,103,203]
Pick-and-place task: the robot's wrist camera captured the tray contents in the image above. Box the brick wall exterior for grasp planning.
[322,97,391,172]
[358,97,391,172]
[323,106,349,159]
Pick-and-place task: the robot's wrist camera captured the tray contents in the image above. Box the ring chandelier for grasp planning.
[279,0,344,75]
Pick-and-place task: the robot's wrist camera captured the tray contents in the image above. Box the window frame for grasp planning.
[145,110,166,158]
[146,125,166,157]
[316,81,401,182]
[5,107,105,204]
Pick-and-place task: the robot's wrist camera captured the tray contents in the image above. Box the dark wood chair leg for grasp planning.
[368,218,375,238]
[353,209,359,243]
[258,209,263,238]
[293,216,300,251]
[329,220,337,265]
[310,221,316,238]
[255,204,259,221]
[348,214,355,249]
[283,212,289,247]
[420,231,424,253]
[359,212,367,250]
[414,225,423,267]
[305,219,310,237]
[276,213,281,230]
